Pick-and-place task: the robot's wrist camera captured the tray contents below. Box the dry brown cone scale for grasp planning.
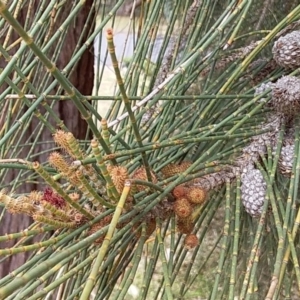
[87,215,113,244]
[184,234,199,250]
[133,218,157,240]
[131,166,158,192]
[177,218,194,235]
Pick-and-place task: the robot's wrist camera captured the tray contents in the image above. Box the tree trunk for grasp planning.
[0,1,95,277]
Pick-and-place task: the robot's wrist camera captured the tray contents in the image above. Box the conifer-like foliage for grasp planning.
[1,0,300,299]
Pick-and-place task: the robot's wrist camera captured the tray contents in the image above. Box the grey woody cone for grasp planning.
[236,116,281,169]
[241,164,267,217]
[254,82,275,104]
[191,117,280,194]
[272,30,300,69]
[237,116,281,217]
[271,76,300,119]
[279,139,294,177]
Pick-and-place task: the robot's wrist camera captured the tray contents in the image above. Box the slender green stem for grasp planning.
[80,181,131,300]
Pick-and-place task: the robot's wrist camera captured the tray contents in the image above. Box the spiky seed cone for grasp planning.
[279,142,294,177]
[272,31,300,69]
[241,164,266,217]
[131,167,157,192]
[184,234,199,250]
[172,185,187,199]
[190,116,280,192]
[186,187,206,205]
[173,197,193,218]
[177,218,194,234]
[161,162,192,178]
[271,76,300,118]
[107,165,129,193]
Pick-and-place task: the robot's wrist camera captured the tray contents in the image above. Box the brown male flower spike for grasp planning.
[107,165,129,194]
[28,190,43,203]
[49,152,69,173]
[53,130,71,153]
[131,166,157,192]
[6,196,30,214]
[161,162,192,178]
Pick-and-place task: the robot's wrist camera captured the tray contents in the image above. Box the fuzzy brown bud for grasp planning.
[69,192,80,202]
[172,185,187,199]
[173,198,192,218]
[186,187,206,205]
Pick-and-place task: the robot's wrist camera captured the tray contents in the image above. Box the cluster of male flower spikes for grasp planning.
[87,165,159,244]
[2,127,176,243]
[0,188,86,228]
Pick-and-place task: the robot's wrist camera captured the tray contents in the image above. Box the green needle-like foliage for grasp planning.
[1,0,300,299]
